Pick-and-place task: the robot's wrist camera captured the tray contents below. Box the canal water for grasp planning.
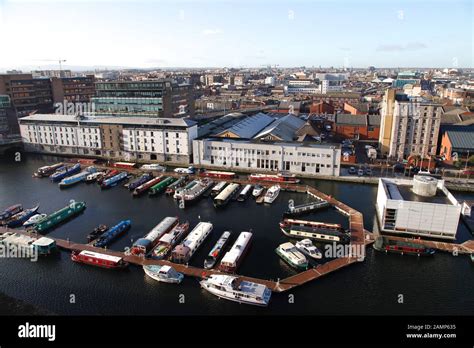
[0,155,473,315]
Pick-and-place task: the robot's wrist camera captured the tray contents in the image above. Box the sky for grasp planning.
[0,0,472,70]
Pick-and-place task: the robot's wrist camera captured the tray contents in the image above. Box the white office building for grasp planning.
[193,138,341,177]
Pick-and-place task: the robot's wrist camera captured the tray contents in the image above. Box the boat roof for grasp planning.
[160,265,172,272]
[183,222,213,246]
[1,233,36,245]
[280,242,295,250]
[78,250,122,262]
[221,232,252,264]
[32,237,55,247]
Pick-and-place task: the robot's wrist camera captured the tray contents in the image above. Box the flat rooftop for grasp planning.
[19,114,197,127]
[201,137,340,149]
[396,185,452,205]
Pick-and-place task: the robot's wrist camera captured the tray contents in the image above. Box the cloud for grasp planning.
[202,28,223,35]
[376,42,427,52]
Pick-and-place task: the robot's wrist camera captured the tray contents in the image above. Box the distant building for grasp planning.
[32,70,73,79]
[439,130,474,163]
[93,79,194,118]
[0,74,54,117]
[264,76,276,86]
[309,101,335,114]
[0,95,18,138]
[310,92,361,112]
[392,71,421,89]
[51,75,96,104]
[315,73,348,94]
[378,89,442,160]
[343,102,369,115]
[18,114,198,164]
[334,114,380,141]
[285,85,320,95]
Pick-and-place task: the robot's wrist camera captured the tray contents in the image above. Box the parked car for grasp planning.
[462,169,474,176]
[348,167,356,175]
[365,167,373,176]
[358,168,364,176]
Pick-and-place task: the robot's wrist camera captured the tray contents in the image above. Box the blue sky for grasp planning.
[0,0,472,69]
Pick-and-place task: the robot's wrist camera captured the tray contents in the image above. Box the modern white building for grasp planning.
[284,85,321,95]
[19,114,198,164]
[193,138,341,177]
[321,80,344,94]
[375,177,461,240]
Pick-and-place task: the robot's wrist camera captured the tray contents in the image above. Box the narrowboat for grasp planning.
[204,231,231,269]
[373,236,436,256]
[218,231,252,273]
[93,220,131,248]
[35,201,86,233]
[71,250,128,269]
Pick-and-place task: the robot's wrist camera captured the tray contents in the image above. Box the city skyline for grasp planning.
[0,0,472,70]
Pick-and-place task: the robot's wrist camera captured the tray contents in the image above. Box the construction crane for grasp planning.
[34,59,67,72]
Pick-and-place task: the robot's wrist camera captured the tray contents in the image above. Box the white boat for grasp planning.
[252,184,264,197]
[237,184,253,202]
[23,213,47,227]
[210,181,227,197]
[141,164,166,172]
[200,275,271,307]
[275,242,308,270]
[219,231,252,272]
[86,171,105,183]
[143,265,184,284]
[263,185,280,204]
[295,239,322,259]
[171,222,213,263]
[174,166,195,174]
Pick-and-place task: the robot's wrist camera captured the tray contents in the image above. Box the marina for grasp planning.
[0,157,473,314]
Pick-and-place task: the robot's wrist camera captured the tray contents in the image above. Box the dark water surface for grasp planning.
[0,155,473,315]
